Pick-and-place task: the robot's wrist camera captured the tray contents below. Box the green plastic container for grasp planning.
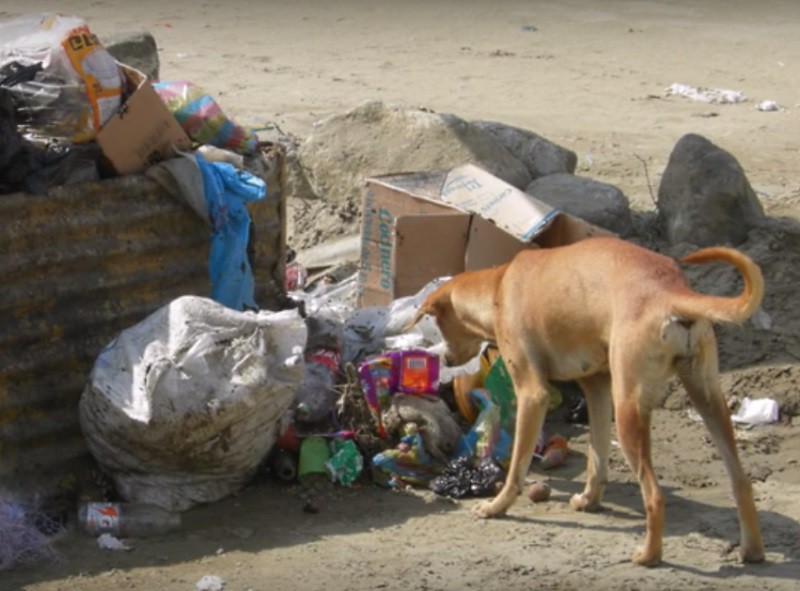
[298,436,331,479]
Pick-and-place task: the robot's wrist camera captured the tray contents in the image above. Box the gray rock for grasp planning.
[657,134,765,246]
[472,120,577,179]
[298,100,532,203]
[102,31,160,81]
[525,173,633,235]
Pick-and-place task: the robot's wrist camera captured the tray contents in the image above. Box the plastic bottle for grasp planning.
[78,502,181,538]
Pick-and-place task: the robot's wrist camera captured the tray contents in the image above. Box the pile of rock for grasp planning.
[285,100,765,251]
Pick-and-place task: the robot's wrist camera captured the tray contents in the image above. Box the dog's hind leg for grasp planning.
[472,356,550,519]
[610,347,665,566]
[570,374,613,512]
[676,334,765,563]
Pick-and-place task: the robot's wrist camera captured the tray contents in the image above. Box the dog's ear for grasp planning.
[404,300,438,331]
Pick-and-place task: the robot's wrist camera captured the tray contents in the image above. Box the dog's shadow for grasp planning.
[505,449,800,581]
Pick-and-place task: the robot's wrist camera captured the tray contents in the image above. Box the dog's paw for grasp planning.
[632,547,662,567]
[739,544,765,564]
[569,493,601,512]
[472,500,503,519]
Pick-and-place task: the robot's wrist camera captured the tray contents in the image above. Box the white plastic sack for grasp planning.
[79,296,306,512]
[0,13,123,141]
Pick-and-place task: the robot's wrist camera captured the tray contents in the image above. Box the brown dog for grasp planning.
[409,236,765,566]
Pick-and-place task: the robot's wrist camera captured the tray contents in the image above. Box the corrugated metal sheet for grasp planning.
[0,160,285,477]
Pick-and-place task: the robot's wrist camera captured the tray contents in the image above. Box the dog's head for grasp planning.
[406,287,485,367]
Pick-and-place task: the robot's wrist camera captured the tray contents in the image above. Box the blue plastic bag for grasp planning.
[194,154,265,310]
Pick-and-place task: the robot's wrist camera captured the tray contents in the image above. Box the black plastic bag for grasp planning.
[429,456,505,499]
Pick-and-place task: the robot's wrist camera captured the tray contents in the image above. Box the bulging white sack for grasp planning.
[80,296,306,512]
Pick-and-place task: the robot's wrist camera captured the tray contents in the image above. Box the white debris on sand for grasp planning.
[97,533,132,551]
[756,99,780,111]
[196,575,225,591]
[666,83,747,104]
[731,397,780,425]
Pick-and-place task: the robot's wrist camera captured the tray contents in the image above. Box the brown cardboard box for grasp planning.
[357,164,611,307]
[96,65,191,175]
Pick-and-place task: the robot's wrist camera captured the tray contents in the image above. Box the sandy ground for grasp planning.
[3,1,800,590]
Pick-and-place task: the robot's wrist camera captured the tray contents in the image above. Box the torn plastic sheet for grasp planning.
[666,83,747,104]
[731,397,779,425]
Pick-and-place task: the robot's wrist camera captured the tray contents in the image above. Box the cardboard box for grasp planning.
[96,65,191,175]
[358,164,611,307]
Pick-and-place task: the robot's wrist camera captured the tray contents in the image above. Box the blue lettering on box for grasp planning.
[378,208,393,289]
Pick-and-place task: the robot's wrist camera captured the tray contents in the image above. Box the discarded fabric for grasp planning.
[195,153,265,310]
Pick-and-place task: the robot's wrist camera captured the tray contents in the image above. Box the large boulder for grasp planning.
[657,134,765,246]
[525,173,633,235]
[471,120,577,179]
[102,31,160,81]
[297,101,532,204]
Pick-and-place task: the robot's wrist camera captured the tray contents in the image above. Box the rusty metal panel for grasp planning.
[0,167,285,477]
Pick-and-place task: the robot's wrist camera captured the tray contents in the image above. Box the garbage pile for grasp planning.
[268,274,572,499]
[0,11,580,566]
[0,12,272,312]
[0,11,285,568]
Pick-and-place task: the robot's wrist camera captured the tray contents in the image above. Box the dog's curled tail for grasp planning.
[673,247,764,324]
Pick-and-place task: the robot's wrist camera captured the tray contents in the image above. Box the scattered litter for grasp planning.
[687,408,703,424]
[0,13,123,141]
[731,397,780,426]
[372,423,440,487]
[326,438,364,486]
[0,497,62,571]
[521,25,538,32]
[196,575,225,591]
[756,100,780,112]
[751,307,773,331]
[666,83,747,104]
[429,456,505,499]
[97,534,132,552]
[155,80,258,155]
[215,547,225,556]
[540,435,569,469]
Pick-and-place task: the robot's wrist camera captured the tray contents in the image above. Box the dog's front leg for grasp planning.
[473,365,550,518]
[570,374,613,511]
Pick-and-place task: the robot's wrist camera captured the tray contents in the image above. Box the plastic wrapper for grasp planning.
[0,13,123,141]
[325,438,363,486]
[154,80,257,154]
[371,424,440,487]
[358,355,394,438]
